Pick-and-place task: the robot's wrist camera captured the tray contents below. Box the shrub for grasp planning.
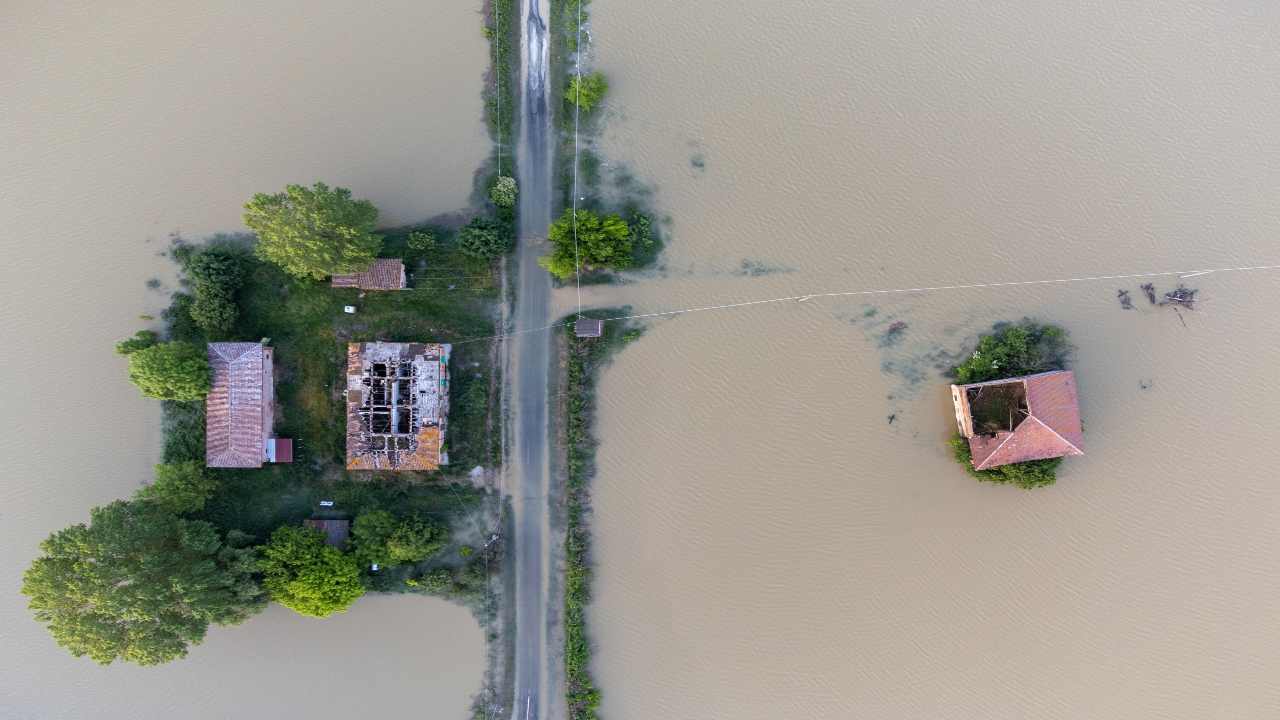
[136,461,218,514]
[949,436,1060,489]
[184,248,245,337]
[115,330,159,356]
[951,320,1071,384]
[352,510,447,569]
[407,230,436,252]
[259,526,364,618]
[458,217,514,260]
[565,71,608,111]
[489,176,518,208]
[126,341,211,400]
[540,208,631,280]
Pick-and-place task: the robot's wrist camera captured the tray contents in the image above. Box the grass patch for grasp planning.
[561,310,642,720]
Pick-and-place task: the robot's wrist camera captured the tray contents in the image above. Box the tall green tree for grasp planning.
[21,501,264,666]
[243,182,382,281]
[136,461,218,514]
[351,510,447,569]
[259,526,364,617]
[184,248,245,337]
[540,208,632,280]
[565,71,609,111]
[125,341,211,400]
[458,216,514,260]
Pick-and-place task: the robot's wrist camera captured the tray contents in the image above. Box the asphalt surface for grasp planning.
[509,1,554,718]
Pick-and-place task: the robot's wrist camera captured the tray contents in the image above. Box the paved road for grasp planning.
[509,0,553,718]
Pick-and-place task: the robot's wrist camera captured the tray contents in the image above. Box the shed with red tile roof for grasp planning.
[330,258,406,290]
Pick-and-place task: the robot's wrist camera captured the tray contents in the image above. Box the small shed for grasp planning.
[574,318,604,338]
[266,438,293,463]
[331,259,406,290]
[304,518,351,548]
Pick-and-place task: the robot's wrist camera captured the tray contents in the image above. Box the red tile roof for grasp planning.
[960,371,1084,470]
[206,343,268,468]
[331,259,405,290]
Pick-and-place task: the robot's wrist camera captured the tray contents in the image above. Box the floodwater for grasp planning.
[581,2,1280,718]
[0,2,487,718]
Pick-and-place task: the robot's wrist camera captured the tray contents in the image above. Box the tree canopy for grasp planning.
[21,500,264,666]
[351,510,447,569]
[136,461,218,514]
[259,526,364,617]
[540,208,632,280]
[115,330,159,356]
[489,176,518,208]
[565,72,609,112]
[125,341,211,400]
[458,216,514,260]
[951,320,1071,384]
[184,247,245,337]
[243,182,382,281]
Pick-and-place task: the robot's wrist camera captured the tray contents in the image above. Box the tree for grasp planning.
[136,461,218,514]
[565,72,608,111]
[407,229,436,252]
[184,248,245,337]
[540,208,632,280]
[126,341,211,400]
[259,526,364,617]
[951,320,1071,384]
[21,501,264,666]
[458,216,514,260]
[243,182,382,281]
[489,176,518,208]
[351,511,447,569]
[115,330,159,356]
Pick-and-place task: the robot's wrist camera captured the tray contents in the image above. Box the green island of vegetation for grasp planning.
[947,320,1074,489]
[22,177,513,666]
[558,312,643,720]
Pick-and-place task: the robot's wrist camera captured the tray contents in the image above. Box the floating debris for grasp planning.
[1117,289,1133,310]
[1140,283,1158,304]
[1159,284,1198,310]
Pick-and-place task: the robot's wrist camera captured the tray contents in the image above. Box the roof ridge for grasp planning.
[1024,415,1083,456]
[974,430,1019,471]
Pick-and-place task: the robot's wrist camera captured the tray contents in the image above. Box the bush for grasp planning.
[351,510,447,569]
[259,526,364,618]
[565,72,608,111]
[407,230,436,252]
[115,330,159,356]
[184,248,245,337]
[126,341,211,400]
[951,320,1071,384]
[136,461,218,514]
[458,217,514,260]
[489,176,518,208]
[540,208,631,280]
[949,436,1060,489]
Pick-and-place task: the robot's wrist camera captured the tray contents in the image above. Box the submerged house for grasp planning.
[950,370,1084,470]
[345,342,451,471]
[330,259,406,291]
[206,342,292,468]
[574,317,604,338]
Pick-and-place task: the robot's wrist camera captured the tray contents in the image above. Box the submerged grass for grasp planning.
[561,310,642,720]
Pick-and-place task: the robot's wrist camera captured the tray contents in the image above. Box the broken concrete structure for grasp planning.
[950,370,1084,470]
[345,341,451,471]
[206,342,291,468]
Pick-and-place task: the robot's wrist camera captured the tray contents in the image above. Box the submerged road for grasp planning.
[509,0,554,718]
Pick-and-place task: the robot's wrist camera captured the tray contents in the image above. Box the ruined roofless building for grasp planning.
[206,342,292,468]
[330,258,406,290]
[345,342,451,471]
[950,370,1084,470]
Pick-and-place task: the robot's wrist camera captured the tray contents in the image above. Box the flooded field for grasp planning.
[581,2,1280,718]
[0,2,487,717]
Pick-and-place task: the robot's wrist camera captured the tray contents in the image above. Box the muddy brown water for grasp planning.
[578,2,1280,718]
[1,2,488,717]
